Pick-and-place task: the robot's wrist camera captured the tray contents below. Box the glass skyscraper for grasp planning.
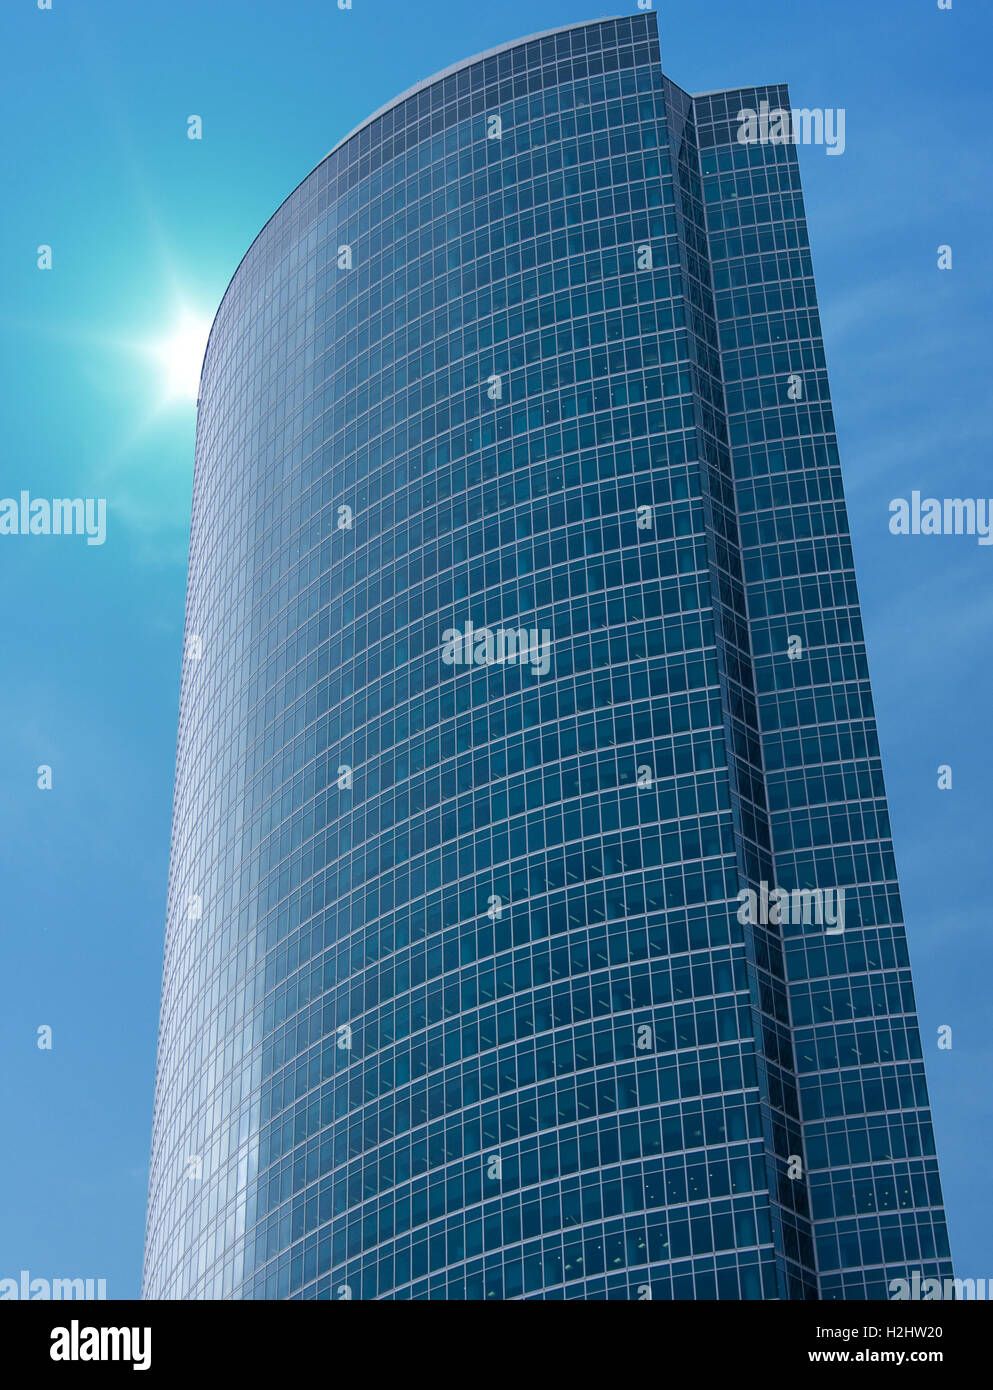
[144,12,951,1300]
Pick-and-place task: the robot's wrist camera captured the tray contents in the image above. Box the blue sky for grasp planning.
[1,0,990,1298]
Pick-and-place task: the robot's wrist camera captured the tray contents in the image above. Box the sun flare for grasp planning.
[149,310,212,403]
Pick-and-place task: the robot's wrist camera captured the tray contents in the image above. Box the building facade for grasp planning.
[144,13,951,1300]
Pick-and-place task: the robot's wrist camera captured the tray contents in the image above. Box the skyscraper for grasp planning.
[143,12,951,1300]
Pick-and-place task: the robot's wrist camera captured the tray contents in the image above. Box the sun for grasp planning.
[149,309,212,403]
